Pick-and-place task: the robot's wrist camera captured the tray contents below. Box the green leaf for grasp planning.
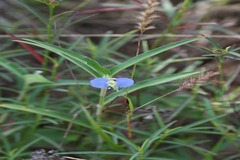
[104,71,202,105]
[109,37,202,76]
[103,130,138,151]
[18,39,110,77]
[59,151,131,156]
[0,103,90,128]
[125,97,134,114]
[228,51,240,58]
[9,137,42,160]
[0,58,26,78]
[203,35,222,49]
[141,121,176,153]
[28,80,89,89]
[168,114,227,135]
[23,74,52,85]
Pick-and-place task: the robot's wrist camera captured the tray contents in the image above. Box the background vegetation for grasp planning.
[0,0,240,159]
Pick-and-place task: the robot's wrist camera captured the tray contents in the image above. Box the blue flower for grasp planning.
[90,77,134,90]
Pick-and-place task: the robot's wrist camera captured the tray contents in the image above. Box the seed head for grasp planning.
[136,0,160,33]
[178,71,220,91]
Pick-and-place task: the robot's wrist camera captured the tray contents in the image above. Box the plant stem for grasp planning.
[125,32,143,97]
[43,5,54,71]
[50,59,58,80]
[97,88,107,124]
[134,89,178,112]
[127,114,132,139]
[216,57,224,98]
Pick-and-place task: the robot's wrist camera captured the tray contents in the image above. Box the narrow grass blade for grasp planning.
[153,108,165,128]
[103,130,138,151]
[19,39,110,77]
[129,152,139,160]
[23,74,52,85]
[109,37,202,76]
[163,140,217,155]
[0,58,26,78]
[169,114,227,135]
[203,35,221,49]
[141,121,176,153]
[228,51,240,58]
[9,137,42,160]
[0,103,90,129]
[17,0,47,25]
[59,151,131,156]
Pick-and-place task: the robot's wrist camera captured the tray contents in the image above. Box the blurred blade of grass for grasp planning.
[162,140,217,156]
[53,13,98,44]
[167,96,193,122]
[18,39,110,77]
[17,0,47,25]
[2,120,36,127]
[104,71,202,105]
[107,30,138,54]
[58,36,85,65]
[62,14,99,30]
[106,49,131,59]
[171,57,212,62]
[228,51,240,58]
[35,134,61,150]
[203,35,222,49]
[9,137,42,160]
[59,151,131,156]
[143,158,175,160]
[151,0,192,49]
[225,153,240,160]
[96,31,112,57]
[0,103,90,128]
[1,136,11,157]
[103,123,150,136]
[68,36,85,50]
[78,104,125,152]
[1,126,26,137]
[153,108,165,128]
[0,58,26,78]
[180,61,203,72]
[23,74,52,85]
[103,130,138,151]
[203,136,225,160]
[203,98,240,152]
[141,121,176,153]
[73,0,93,11]
[86,38,97,59]
[28,80,89,89]
[106,30,138,51]
[152,54,180,73]
[53,11,98,43]
[129,152,139,160]
[168,114,227,135]
[109,37,202,76]
[0,42,13,52]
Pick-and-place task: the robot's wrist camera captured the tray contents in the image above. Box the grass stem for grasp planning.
[43,5,54,71]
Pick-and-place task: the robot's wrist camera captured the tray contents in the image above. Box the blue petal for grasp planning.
[90,78,108,88]
[116,78,134,88]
